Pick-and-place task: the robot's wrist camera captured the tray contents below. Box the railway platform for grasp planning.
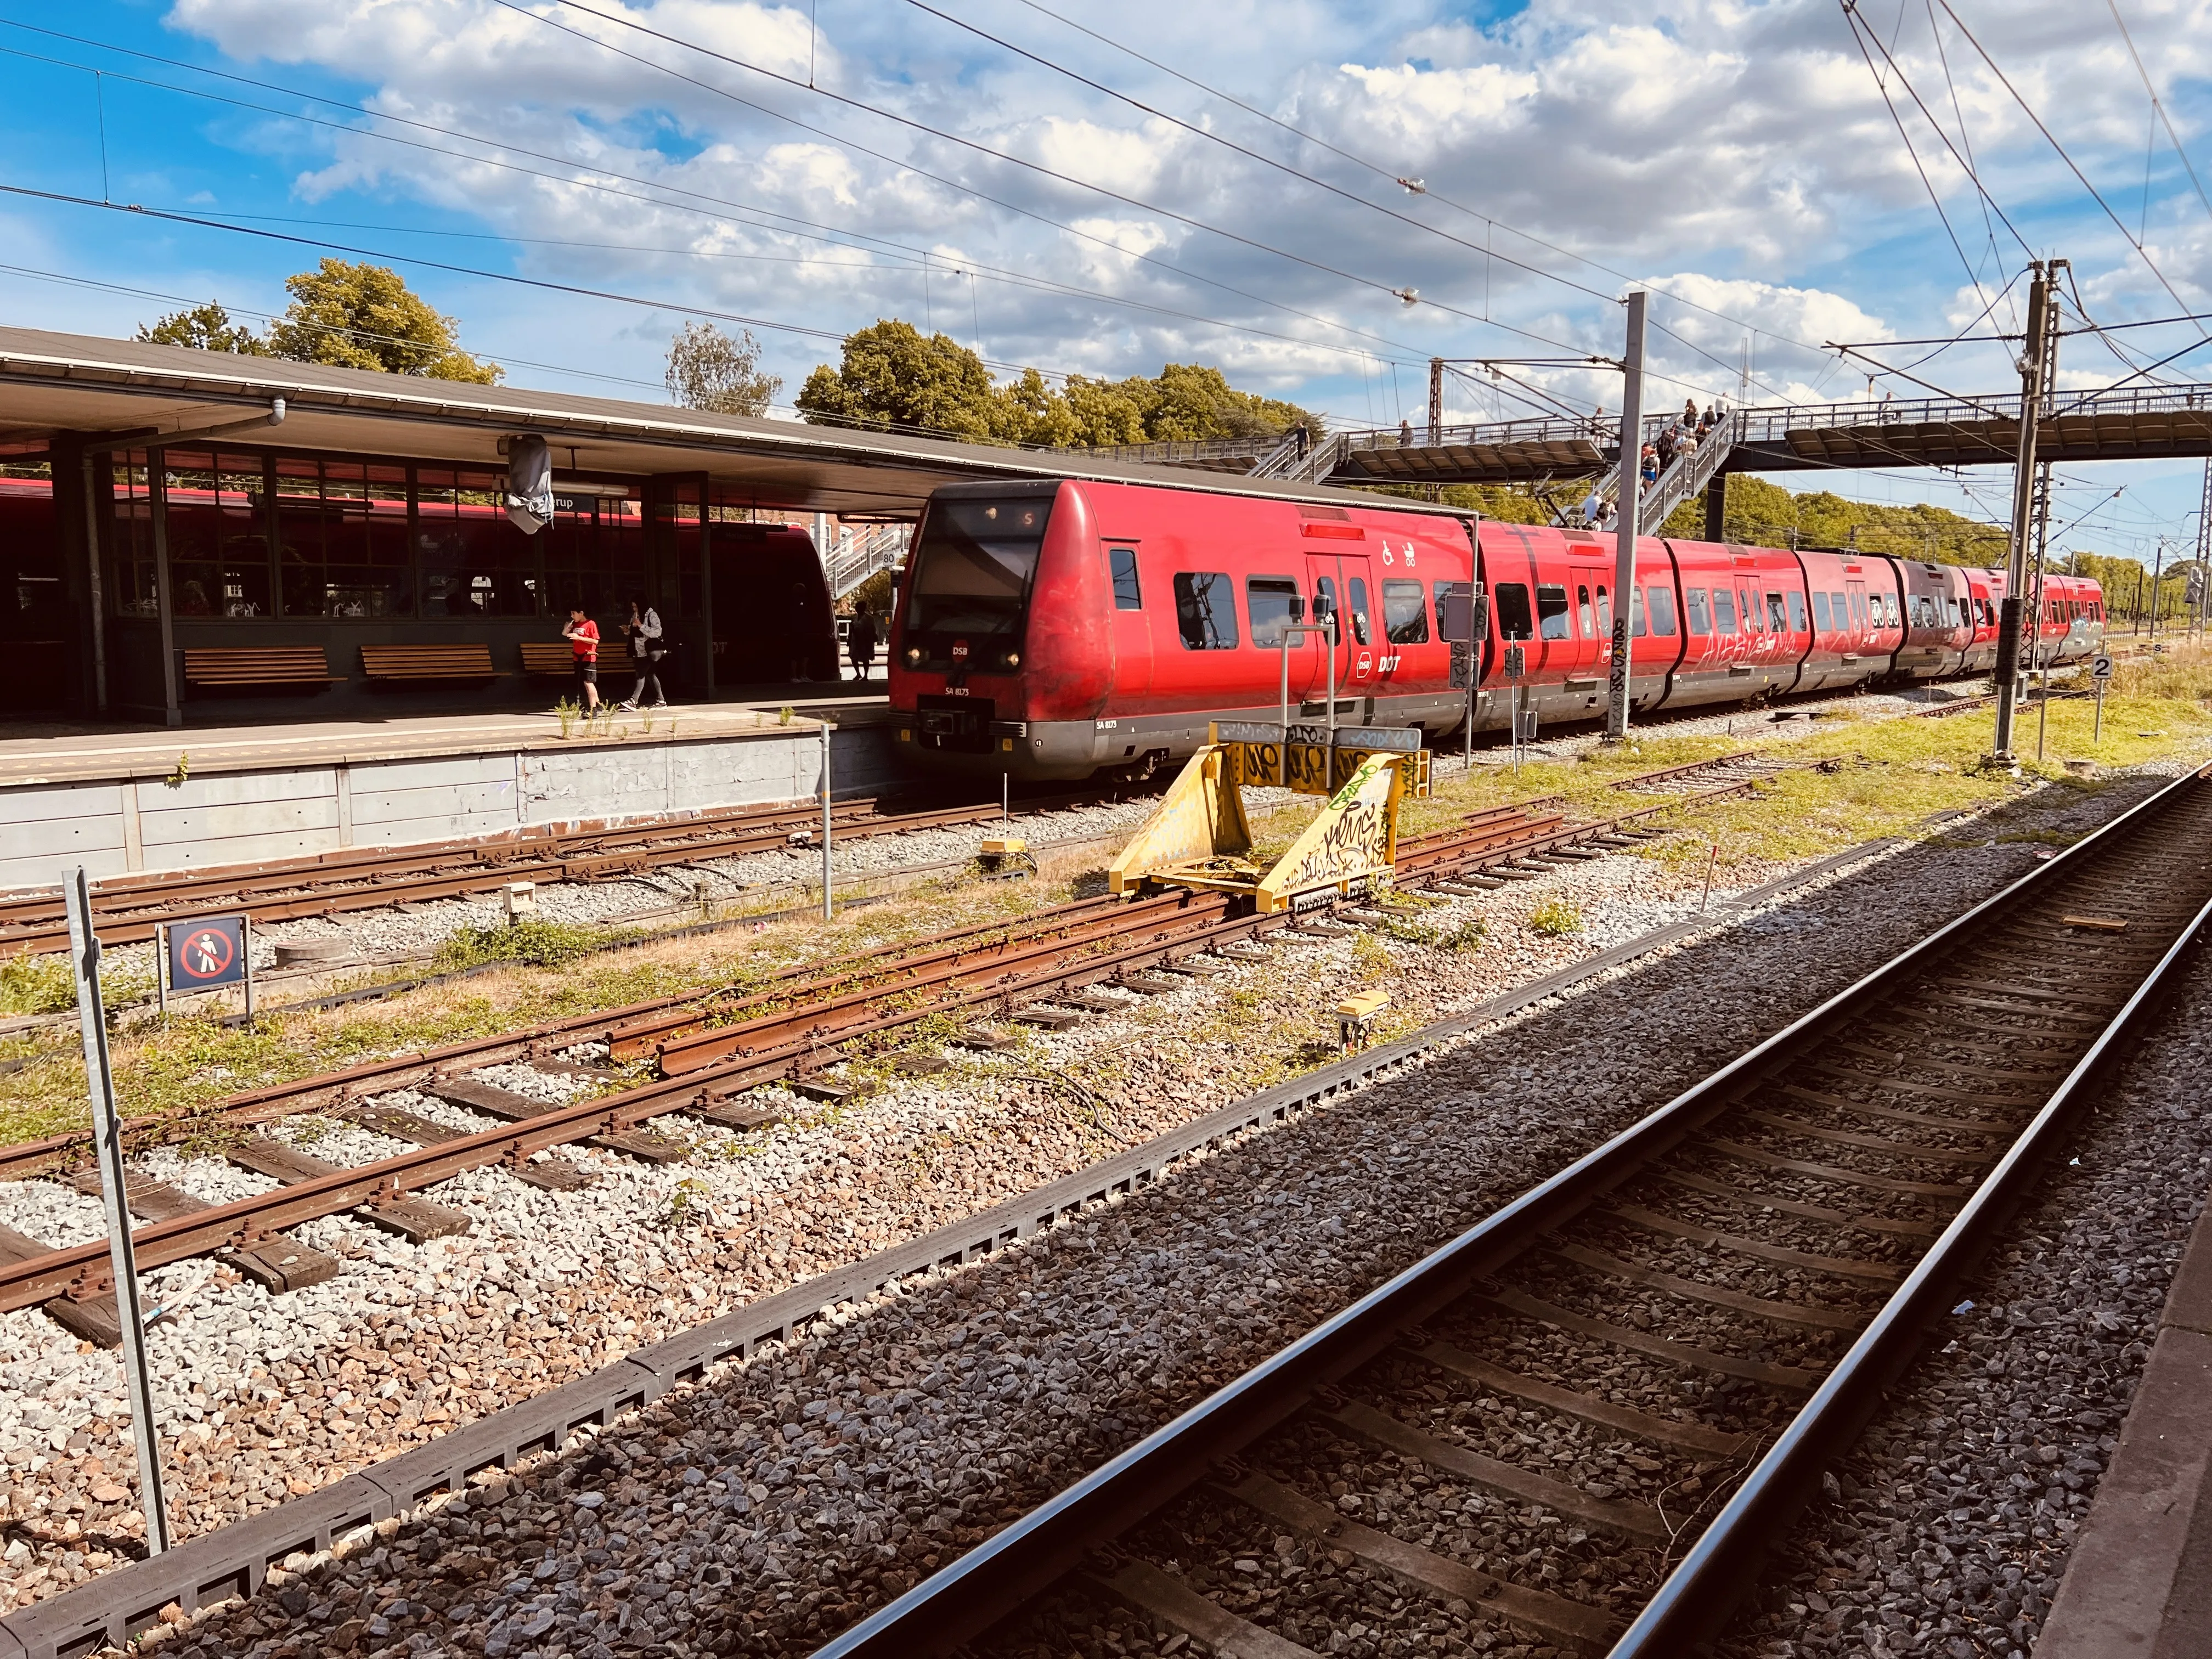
[2038,1166,2212,1658]
[0,692,907,893]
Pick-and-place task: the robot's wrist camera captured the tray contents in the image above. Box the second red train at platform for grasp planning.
[887,477,2104,781]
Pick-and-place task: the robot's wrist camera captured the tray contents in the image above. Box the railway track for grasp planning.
[810,763,2212,1659]
[0,752,1785,1344]
[0,787,1124,957]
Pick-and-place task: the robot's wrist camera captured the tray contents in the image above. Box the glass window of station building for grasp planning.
[0,444,839,718]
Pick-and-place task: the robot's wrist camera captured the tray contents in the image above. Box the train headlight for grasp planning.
[904,646,922,666]
[1002,651,1020,669]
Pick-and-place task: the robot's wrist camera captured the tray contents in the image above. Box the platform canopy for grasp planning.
[0,324,1466,521]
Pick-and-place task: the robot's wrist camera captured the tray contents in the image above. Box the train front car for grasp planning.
[887,480,1106,779]
[887,477,1479,781]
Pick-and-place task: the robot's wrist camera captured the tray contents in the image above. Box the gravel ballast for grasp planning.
[1714,928,2212,1659]
[21,770,2171,1659]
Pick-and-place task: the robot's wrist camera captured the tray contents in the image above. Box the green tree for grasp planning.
[665,320,781,416]
[796,319,1001,441]
[795,318,1322,449]
[263,259,500,382]
[137,301,268,356]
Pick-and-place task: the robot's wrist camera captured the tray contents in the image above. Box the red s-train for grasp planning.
[885,477,2104,781]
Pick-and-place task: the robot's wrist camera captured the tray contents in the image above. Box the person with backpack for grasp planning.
[617,595,668,710]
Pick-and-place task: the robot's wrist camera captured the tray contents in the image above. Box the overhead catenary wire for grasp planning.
[0,25,1446,376]
[501,0,1852,413]
[0,260,674,394]
[996,0,1849,360]
[1929,0,2211,338]
[493,0,1551,340]
[2104,0,2212,229]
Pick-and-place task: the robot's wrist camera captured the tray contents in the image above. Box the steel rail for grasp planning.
[0,787,1119,953]
[1611,800,2212,1654]
[0,893,1142,1181]
[0,896,1291,1312]
[810,763,2212,1659]
[0,754,1768,1182]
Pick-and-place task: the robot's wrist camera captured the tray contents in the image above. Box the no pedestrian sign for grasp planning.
[168,917,247,990]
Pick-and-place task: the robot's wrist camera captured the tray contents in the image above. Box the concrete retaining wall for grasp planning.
[0,723,905,894]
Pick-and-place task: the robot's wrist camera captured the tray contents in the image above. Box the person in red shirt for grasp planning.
[561,607,602,712]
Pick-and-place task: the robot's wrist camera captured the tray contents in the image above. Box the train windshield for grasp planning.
[905,497,1051,639]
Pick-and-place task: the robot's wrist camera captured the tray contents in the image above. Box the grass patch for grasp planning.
[431,918,637,972]
[1527,896,1583,936]
[0,954,75,1017]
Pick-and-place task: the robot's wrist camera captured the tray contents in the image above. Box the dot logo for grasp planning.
[168,917,247,989]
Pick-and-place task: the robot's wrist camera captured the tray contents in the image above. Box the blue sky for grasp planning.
[3,0,2211,562]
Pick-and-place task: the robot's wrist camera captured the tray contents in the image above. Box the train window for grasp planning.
[1172,572,1239,650]
[1596,586,1612,634]
[1786,591,1807,633]
[1945,596,1962,627]
[906,495,1050,640]
[1313,575,1338,632]
[1576,584,1594,637]
[1628,586,1646,637]
[1684,588,1711,634]
[1537,584,1571,640]
[1493,582,1534,640]
[1740,589,1761,634]
[1885,594,1903,627]
[1381,579,1429,644]
[1647,587,1678,636]
[1347,577,1373,646]
[1839,591,1857,629]
[1811,591,1830,630]
[1712,589,1739,635]
[1768,592,1790,632]
[1109,546,1142,611]
[1246,576,1301,647]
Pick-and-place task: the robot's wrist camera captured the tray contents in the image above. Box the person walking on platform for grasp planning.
[562,606,602,712]
[617,595,668,710]
[847,602,879,681]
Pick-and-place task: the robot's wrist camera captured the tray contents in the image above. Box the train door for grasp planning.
[1103,540,1153,708]
[1306,551,1378,710]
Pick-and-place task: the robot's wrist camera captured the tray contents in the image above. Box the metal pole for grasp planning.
[819,722,833,921]
[1001,769,1008,827]
[242,915,256,1026]
[1325,613,1338,782]
[1993,262,2051,757]
[2094,680,2105,743]
[155,922,167,1021]
[2151,540,2166,647]
[2032,460,2053,762]
[1427,358,1444,448]
[1604,291,1647,741]
[64,866,172,1556]
[1279,630,1293,787]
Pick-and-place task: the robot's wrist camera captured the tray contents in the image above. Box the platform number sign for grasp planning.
[2092,654,2115,680]
[168,916,247,990]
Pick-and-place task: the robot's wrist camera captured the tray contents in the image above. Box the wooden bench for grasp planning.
[519,640,637,678]
[359,643,499,681]
[182,647,343,688]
